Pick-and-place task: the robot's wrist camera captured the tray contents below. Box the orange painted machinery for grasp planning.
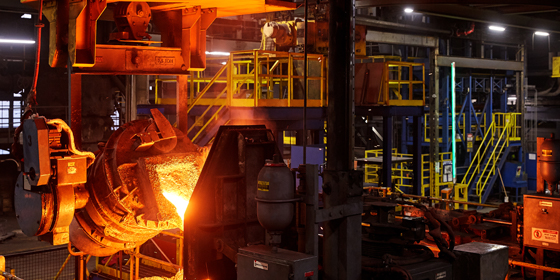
[21,0,296,74]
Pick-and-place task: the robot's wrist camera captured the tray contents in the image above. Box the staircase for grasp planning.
[457,113,521,207]
[186,60,229,146]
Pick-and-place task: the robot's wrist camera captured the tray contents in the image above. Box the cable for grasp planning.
[27,0,44,110]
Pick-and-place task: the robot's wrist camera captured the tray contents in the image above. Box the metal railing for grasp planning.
[364,149,454,198]
[95,230,183,280]
[421,152,454,198]
[364,149,412,193]
[378,61,425,106]
[423,113,467,143]
[154,51,326,141]
[227,50,326,107]
[459,113,521,202]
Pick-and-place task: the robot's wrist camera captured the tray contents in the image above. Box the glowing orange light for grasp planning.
[162,191,189,224]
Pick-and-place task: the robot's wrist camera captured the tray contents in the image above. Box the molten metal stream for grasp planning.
[162,192,189,224]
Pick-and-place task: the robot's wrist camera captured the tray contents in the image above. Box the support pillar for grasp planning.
[276,130,284,156]
[70,73,82,150]
[74,255,87,280]
[324,0,362,279]
[413,116,422,195]
[125,75,137,123]
[487,76,493,128]
[382,116,393,192]
[429,42,440,197]
[465,81,472,165]
[177,75,189,135]
[400,116,407,153]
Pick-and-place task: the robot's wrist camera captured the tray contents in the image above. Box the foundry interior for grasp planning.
[1,0,560,279]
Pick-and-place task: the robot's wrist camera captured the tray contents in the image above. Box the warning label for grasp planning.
[532,227,559,244]
[257,181,270,192]
[539,201,553,207]
[254,260,268,270]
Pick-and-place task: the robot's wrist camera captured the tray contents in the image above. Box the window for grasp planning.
[13,100,22,128]
[0,101,10,129]
[111,110,120,131]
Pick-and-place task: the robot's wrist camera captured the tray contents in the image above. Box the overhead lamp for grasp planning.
[404,8,414,13]
[206,51,230,56]
[489,25,506,32]
[21,14,32,19]
[0,39,36,44]
[535,31,550,36]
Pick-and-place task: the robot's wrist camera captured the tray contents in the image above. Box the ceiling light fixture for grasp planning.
[0,39,36,44]
[489,25,506,32]
[21,14,32,19]
[404,8,414,13]
[535,31,550,36]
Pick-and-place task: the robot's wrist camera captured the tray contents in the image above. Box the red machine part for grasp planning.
[112,2,153,41]
[21,0,296,74]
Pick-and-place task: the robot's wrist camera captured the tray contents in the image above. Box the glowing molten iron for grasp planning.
[144,153,205,229]
[162,191,189,223]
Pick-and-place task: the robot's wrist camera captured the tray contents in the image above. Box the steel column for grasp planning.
[177,75,189,134]
[487,77,493,131]
[275,130,284,155]
[442,71,449,151]
[400,116,407,153]
[465,79,473,165]
[305,164,319,257]
[125,75,137,123]
[324,0,362,279]
[500,78,508,113]
[382,116,393,192]
[413,116,422,195]
[70,73,82,149]
[520,45,527,170]
[429,42,440,196]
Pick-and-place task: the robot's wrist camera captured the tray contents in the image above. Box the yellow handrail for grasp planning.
[459,113,520,202]
[379,61,426,106]
[187,88,227,135]
[461,121,496,187]
[192,104,226,142]
[365,149,453,198]
[476,116,512,198]
[187,61,229,113]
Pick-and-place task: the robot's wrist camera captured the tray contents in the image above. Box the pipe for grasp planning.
[482,218,512,226]
[303,0,308,165]
[509,259,560,274]
[356,16,451,35]
[536,78,560,97]
[398,193,500,208]
[27,0,44,108]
